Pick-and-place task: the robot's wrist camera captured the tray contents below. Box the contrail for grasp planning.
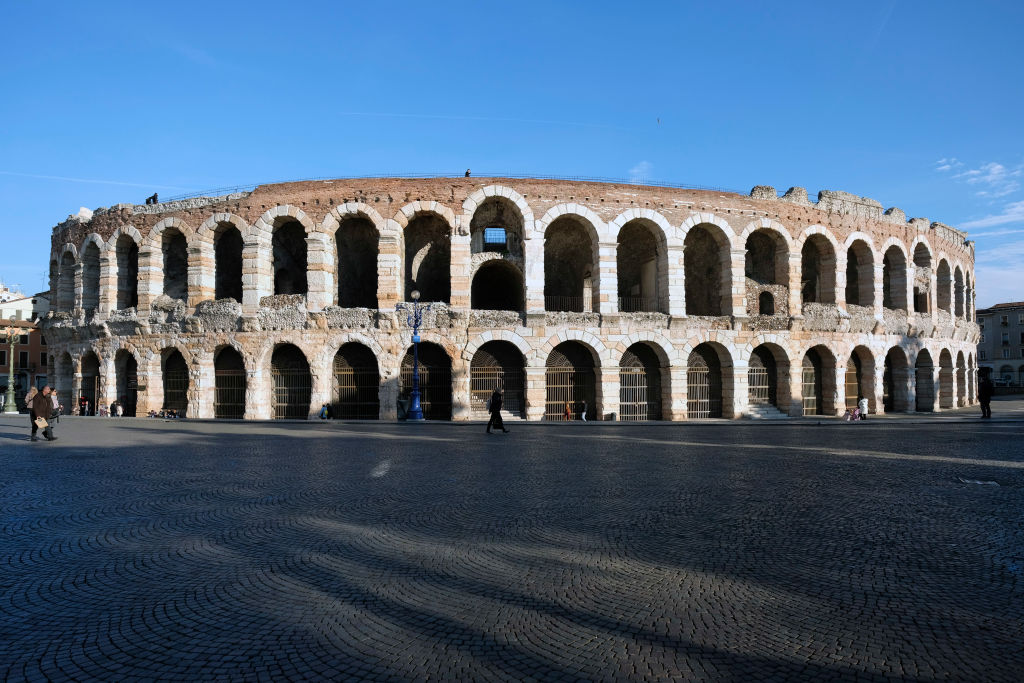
[0,171,194,191]
[337,111,635,131]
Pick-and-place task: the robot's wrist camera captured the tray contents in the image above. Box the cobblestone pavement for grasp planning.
[2,410,1024,682]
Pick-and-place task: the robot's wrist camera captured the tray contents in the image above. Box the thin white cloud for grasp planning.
[961,200,1024,230]
[935,157,963,172]
[953,161,1022,197]
[628,161,653,183]
[0,170,193,191]
[973,241,1024,307]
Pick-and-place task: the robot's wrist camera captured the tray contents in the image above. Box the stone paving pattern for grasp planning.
[2,409,1024,681]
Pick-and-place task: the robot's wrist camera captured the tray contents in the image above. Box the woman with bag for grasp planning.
[31,386,57,442]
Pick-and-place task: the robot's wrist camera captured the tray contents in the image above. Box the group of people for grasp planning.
[25,385,59,442]
[146,409,181,419]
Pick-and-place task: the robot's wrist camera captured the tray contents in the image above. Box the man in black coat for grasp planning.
[978,375,995,419]
[486,389,509,434]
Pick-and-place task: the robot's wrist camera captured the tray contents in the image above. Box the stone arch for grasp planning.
[145,218,193,303]
[535,203,609,243]
[145,217,195,249]
[331,210,380,309]
[393,200,458,232]
[956,349,967,405]
[911,238,933,313]
[619,341,666,420]
[542,208,602,313]
[687,341,734,419]
[801,344,838,416]
[466,190,529,258]
[798,226,840,305]
[883,346,912,412]
[331,342,380,419]
[159,346,190,415]
[936,258,952,312]
[610,208,676,246]
[845,345,877,414]
[684,220,733,316]
[746,341,791,413]
[881,239,909,311]
[615,216,670,313]
[680,212,737,248]
[80,234,104,313]
[470,340,527,418]
[545,340,599,421]
[471,259,524,311]
[463,185,535,233]
[399,207,452,304]
[531,329,609,367]
[938,348,954,409]
[57,246,78,311]
[251,205,316,241]
[845,238,875,308]
[399,340,453,420]
[914,348,935,412]
[739,218,794,252]
[269,343,312,419]
[113,347,140,417]
[953,264,965,318]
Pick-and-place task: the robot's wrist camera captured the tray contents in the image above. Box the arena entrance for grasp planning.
[400,342,452,420]
[883,347,911,413]
[939,350,954,409]
[271,345,311,419]
[619,343,662,420]
[114,350,138,417]
[162,349,189,415]
[214,224,243,302]
[332,343,380,419]
[687,344,725,419]
[545,341,596,420]
[801,346,836,416]
[915,350,934,412]
[470,341,525,419]
[80,352,100,415]
[214,347,246,419]
[845,346,874,411]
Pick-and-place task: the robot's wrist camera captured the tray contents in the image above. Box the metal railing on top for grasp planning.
[164,173,745,203]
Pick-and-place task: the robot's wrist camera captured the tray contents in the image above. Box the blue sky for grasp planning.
[1,1,1022,306]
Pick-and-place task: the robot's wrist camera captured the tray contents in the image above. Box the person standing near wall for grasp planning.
[979,375,994,419]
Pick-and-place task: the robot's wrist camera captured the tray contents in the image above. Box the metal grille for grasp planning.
[123,376,138,417]
[215,370,246,419]
[801,364,820,415]
[80,375,99,415]
[333,368,380,419]
[272,369,311,419]
[162,371,188,413]
[844,360,860,408]
[915,366,934,412]
[400,365,452,420]
[618,296,660,313]
[748,367,770,405]
[619,368,647,420]
[939,367,953,408]
[545,296,585,312]
[544,368,596,420]
[687,365,722,419]
[471,367,524,417]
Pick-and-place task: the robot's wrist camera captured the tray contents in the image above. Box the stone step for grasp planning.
[746,404,790,419]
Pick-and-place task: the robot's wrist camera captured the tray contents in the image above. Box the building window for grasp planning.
[1003,348,1011,359]
[19,334,28,345]
[1019,314,1024,324]
[1003,332,1010,345]
[39,352,47,366]
[980,334,986,343]
[0,350,6,365]
[1001,315,1009,325]
[483,227,507,252]
[40,336,46,347]
[1020,332,1024,344]
[980,319,986,329]
[19,351,28,367]
[980,350,987,360]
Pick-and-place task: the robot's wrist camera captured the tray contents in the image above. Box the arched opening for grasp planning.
[162,229,188,302]
[845,346,875,412]
[400,342,452,420]
[757,292,775,315]
[470,197,524,257]
[915,350,935,412]
[617,220,664,313]
[939,350,954,409]
[749,344,790,412]
[882,246,908,311]
[115,234,139,310]
[545,341,597,420]
[80,351,100,415]
[845,240,874,307]
[883,347,910,412]
[954,267,965,318]
[956,351,967,406]
[336,216,379,308]
[801,235,836,304]
[57,353,73,403]
[801,346,836,415]
[688,343,727,419]
[544,216,596,312]
[471,261,524,311]
[162,349,189,415]
[936,260,952,313]
[332,343,379,419]
[114,350,138,417]
[745,229,787,286]
[685,225,728,316]
[81,242,100,312]
[470,341,526,419]
[214,346,246,419]
[271,344,311,419]
[619,343,663,420]
[404,213,450,303]
[912,244,932,313]
[214,224,243,302]
[272,220,308,296]
[58,252,76,311]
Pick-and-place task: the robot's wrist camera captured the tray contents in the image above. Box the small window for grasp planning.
[980,350,987,360]
[980,334,985,343]
[1003,348,1011,359]
[19,351,28,367]
[39,336,47,347]
[1019,314,1024,324]
[19,334,28,345]
[1003,332,1010,345]
[1001,315,1009,325]
[0,350,6,365]
[758,291,775,316]
[483,227,506,251]
[39,352,47,366]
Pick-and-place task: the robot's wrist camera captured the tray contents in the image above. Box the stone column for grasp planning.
[665,245,685,317]
[377,237,402,310]
[451,367,472,421]
[99,356,116,413]
[136,247,160,314]
[379,359,400,421]
[192,355,215,419]
[246,367,270,420]
[524,237,545,313]
[872,263,885,319]
[787,362,805,417]
[787,252,803,319]
[194,239,215,306]
[668,366,687,420]
[310,366,332,421]
[450,232,471,311]
[98,253,116,315]
[728,248,746,318]
[596,241,619,315]
[834,253,848,313]
[306,233,333,312]
[731,358,750,418]
[72,263,84,312]
[525,366,546,421]
[186,364,204,419]
[71,371,82,415]
[597,366,619,420]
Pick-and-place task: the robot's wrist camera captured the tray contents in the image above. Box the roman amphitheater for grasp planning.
[41,177,980,421]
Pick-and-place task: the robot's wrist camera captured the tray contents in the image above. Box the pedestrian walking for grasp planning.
[563,401,571,421]
[857,395,868,420]
[979,375,994,419]
[50,389,61,423]
[486,388,509,434]
[31,386,57,442]
[580,400,587,422]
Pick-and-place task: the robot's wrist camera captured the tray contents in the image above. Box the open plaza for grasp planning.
[2,402,1023,681]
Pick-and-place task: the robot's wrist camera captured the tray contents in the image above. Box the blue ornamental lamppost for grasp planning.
[396,290,430,421]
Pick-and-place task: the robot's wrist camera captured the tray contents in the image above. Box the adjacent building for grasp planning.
[977,302,1024,386]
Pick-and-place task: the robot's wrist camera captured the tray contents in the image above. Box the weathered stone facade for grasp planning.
[41,178,979,420]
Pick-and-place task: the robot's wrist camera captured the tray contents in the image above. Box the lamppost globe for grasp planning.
[411,290,420,301]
